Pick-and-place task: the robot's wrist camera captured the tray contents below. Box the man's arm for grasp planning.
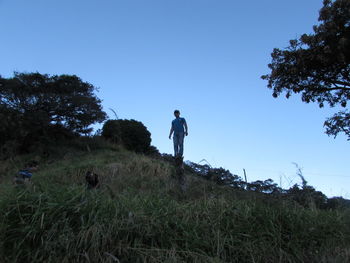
[184,120,188,136]
[169,126,174,139]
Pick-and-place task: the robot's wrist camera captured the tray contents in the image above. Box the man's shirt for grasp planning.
[172,117,186,134]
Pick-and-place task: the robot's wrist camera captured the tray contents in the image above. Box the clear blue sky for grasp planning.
[1,0,349,198]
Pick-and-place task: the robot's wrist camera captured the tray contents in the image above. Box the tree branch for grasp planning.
[306,86,350,92]
[333,80,350,88]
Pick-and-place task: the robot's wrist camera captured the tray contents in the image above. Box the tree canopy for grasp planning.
[0,72,107,152]
[102,119,152,153]
[262,0,350,139]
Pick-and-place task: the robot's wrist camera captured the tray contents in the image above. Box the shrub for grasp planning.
[102,119,151,153]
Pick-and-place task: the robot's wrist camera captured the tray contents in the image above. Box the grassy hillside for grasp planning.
[0,141,349,262]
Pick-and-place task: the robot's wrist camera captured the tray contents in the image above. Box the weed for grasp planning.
[0,148,349,262]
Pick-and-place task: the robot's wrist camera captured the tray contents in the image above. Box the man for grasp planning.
[169,110,188,157]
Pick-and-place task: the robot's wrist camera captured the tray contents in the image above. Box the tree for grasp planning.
[101,119,121,144]
[184,161,245,188]
[246,179,280,194]
[102,119,152,153]
[261,0,350,139]
[0,72,107,147]
[326,196,350,209]
[286,184,328,209]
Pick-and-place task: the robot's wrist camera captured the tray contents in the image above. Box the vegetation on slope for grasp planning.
[0,140,349,263]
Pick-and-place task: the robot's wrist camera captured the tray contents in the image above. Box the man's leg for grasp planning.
[178,132,184,157]
[173,133,179,156]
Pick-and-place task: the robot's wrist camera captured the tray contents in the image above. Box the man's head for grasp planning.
[174,110,180,118]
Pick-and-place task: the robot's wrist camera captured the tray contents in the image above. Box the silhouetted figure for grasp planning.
[169,110,188,157]
[14,161,39,185]
[85,171,100,189]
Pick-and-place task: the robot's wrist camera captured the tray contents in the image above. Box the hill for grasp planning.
[0,138,349,262]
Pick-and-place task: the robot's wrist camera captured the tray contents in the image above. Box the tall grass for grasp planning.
[0,148,349,262]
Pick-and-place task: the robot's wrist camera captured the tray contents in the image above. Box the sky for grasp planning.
[0,0,349,198]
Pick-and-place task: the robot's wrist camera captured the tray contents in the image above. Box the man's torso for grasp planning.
[172,117,186,134]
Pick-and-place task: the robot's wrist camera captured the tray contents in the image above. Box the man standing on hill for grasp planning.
[169,110,188,157]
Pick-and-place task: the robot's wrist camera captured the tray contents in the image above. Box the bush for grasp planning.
[326,197,350,210]
[102,119,151,153]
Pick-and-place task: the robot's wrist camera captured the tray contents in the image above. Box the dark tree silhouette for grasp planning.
[102,119,152,153]
[262,0,350,139]
[247,179,280,194]
[0,72,107,149]
[184,161,244,188]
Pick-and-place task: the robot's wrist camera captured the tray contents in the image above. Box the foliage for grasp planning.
[100,119,121,143]
[262,0,350,139]
[0,148,349,262]
[184,160,245,188]
[0,72,106,154]
[246,179,281,194]
[287,184,328,209]
[184,160,283,193]
[180,158,349,210]
[146,145,161,157]
[326,196,350,209]
[324,110,350,139]
[102,119,152,153]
